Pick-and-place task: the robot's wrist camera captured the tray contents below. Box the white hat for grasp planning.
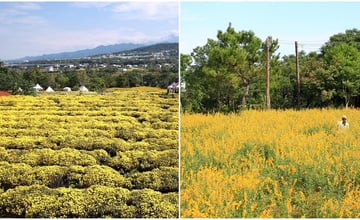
[342,115,347,119]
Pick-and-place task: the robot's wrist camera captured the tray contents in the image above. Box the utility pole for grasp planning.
[266,36,271,110]
[295,41,300,109]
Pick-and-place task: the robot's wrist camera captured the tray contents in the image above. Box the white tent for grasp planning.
[33,84,43,91]
[45,86,54,92]
[63,87,71,91]
[79,85,89,92]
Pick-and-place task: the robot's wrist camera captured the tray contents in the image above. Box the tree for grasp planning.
[23,66,39,84]
[180,54,206,112]
[323,43,360,108]
[322,29,360,52]
[89,77,106,93]
[55,74,70,89]
[184,23,279,112]
[77,70,90,86]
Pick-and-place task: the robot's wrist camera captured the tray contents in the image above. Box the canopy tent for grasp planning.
[79,85,89,92]
[0,91,10,96]
[45,86,54,92]
[33,84,43,91]
[167,82,179,93]
[63,87,71,91]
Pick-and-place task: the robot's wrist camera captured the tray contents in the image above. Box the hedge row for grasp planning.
[0,185,178,218]
[0,162,178,192]
[0,135,177,153]
[109,149,178,173]
[0,113,177,129]
[0,148,178,171]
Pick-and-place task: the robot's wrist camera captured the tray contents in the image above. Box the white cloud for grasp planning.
[14,2,41,10]
[0,2,178,60]
[1,15,47,26]
[0,25,177,60]
[69,2,113,9]
[112,2,178,21]
[0,3,45,25]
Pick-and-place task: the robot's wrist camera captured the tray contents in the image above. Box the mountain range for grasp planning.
[10,36,178,62]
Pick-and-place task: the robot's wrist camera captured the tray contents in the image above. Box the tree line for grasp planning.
[181,24,360,113]
[0,64,178,95]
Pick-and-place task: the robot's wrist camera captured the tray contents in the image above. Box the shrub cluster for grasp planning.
[0,185,178,218]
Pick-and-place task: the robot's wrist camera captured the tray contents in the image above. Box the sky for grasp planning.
[0,1,178,60]
[181,2,360,58]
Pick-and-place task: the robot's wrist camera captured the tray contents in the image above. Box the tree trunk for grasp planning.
[242,81,250,105]
[217,89,222,111]
[266,36,271,109]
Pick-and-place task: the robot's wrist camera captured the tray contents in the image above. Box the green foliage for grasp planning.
[182,23,279,112]
[0,43,178,94]
[182,27,360,112]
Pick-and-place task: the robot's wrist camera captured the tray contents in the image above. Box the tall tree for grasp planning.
[186,23,279,112]
[322,29,360,52]
[323,43,360,108]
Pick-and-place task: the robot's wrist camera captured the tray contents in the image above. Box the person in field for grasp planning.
[337,115,349,129]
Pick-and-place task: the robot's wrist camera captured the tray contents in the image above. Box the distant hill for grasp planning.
[113,42,178,55]
[12,43,145,62]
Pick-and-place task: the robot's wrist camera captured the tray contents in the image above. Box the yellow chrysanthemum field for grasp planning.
[181,109,360,218]
[0,87,179,218]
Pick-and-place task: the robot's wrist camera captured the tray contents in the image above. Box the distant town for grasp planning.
[4,43,178,73]
[0,43,179,95]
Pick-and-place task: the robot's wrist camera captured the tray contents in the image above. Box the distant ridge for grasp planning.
[8,33,179,62]
[113,42,178,55]
[11,43,145,62]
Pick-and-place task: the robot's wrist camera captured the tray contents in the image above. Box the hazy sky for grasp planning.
[181,2,360,57]
[0,1,178,60]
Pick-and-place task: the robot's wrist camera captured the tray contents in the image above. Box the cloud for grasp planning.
[69,2,113,9]
[112,2,178,21]
[14,2,41,10]
[69,2,178,21]
[0,2,178,60]
[0,25,178,60]
[0,2,45,25]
